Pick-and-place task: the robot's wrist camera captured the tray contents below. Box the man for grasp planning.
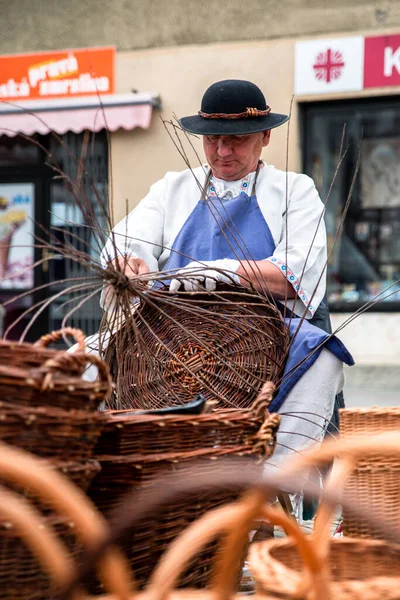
[102,79,353,467]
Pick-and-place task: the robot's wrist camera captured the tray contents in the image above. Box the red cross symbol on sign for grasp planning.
[313,48,345,83]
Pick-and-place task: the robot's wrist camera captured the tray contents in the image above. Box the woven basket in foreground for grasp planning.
[0,327,112,411]
[104,286,289,410]
[250,536,400,600]
[0,441,127,600]
[340,406,400,538]
[0,514,78,600]
[88,382,280,588]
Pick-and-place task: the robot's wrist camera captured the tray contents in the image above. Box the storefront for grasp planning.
[0,46,160,339]
[294,33,400,366]
[296,35,400,310]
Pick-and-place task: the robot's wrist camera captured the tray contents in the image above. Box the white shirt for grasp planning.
[102,164,327,319]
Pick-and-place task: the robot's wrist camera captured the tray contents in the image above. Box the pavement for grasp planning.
[343,364,400,408]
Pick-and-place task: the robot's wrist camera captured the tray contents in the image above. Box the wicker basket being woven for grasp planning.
[104,286,289,410]
[340,407,400,539]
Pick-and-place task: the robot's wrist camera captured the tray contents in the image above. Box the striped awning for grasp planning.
[0,93,161,137]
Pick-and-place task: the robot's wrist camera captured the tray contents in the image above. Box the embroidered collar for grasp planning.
[208,174,251,198]
[205,162,263,198]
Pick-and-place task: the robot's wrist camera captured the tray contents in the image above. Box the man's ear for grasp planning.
[262,130,271,147]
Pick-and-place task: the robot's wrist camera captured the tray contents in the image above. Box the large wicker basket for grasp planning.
[88,383,280,588]
[104,286,290,410]
[340,406,400,538]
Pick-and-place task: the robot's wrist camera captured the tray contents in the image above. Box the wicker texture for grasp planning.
[104,287,289,410]
[250,536,400,600]
[0,329,113,598]
[0,441,129,600]
[0,515,78,600]
[0,401,104,460]
[88,384,280,588]
[340,407,400,539]
[0,327,112,411]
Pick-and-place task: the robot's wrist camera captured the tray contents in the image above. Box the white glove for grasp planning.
[169,259,240,293]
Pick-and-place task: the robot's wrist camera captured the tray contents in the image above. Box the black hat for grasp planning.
[179,79,289,136]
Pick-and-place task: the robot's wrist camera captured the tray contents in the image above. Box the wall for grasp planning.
[111,38,298,220]
[0,0,399,53]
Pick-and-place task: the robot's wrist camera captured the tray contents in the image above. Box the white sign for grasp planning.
[294,37,364,96]
[0,183,34,289]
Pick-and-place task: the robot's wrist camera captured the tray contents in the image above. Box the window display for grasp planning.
[302,96,400,310]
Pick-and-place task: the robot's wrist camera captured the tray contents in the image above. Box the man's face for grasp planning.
[203,130,271,181]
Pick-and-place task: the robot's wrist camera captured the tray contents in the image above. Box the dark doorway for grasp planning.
[0,130,108,341]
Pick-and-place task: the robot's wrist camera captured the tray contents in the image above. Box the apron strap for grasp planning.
[251,160,263,196]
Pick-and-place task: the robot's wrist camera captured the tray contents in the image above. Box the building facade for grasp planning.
[1,0,400,391]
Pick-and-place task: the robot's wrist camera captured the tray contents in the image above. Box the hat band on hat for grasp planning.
[198,106,271,120]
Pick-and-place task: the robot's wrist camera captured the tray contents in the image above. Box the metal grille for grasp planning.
[48,131,108,336]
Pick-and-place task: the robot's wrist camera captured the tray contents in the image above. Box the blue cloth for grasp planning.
[163,183,354,412]
[163,191,276,269]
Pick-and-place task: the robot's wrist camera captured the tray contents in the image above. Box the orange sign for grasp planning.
[0,46,115,101]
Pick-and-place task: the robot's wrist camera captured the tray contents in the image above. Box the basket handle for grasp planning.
[147,492,329,600]
[34,327,86,353]
[251,382,280,457]
[312,456,357,552]
[0,441,133,600]
[252,381,276,417]
[39,352,113,394]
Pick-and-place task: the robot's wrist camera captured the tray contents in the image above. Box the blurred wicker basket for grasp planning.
[3,436,400,600]
[104,286,289,410]
[0,441,126,600]
[248,431,400,600]
[250,536,400,600]
[88,383,280,588]
[340,407,400,538]
[0,514,78,600]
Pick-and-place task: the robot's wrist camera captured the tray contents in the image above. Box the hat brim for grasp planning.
[179,112,289,136]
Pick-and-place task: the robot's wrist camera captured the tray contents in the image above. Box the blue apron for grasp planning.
[162,163,354,412]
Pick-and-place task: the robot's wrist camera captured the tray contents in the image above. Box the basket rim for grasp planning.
[103,407,272,425]
[340,407,400,415]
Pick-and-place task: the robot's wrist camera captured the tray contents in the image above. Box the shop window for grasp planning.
[0,130,108,340]
[302,97,400,312]
[48,131,108,335]
[0,134,41,166]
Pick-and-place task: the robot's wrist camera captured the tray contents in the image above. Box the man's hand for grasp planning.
[111,256,150,277]
[169,259,240,293]
[101,256,150,313]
